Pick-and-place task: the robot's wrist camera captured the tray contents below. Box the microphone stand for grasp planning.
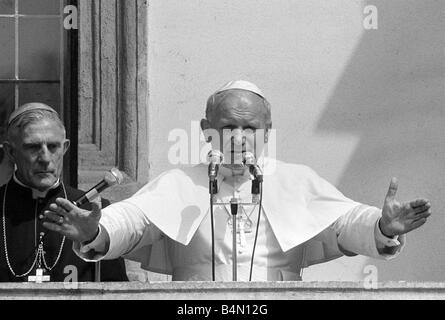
[209,182,260,281]
[207,154,263,282]
[209,174,218,282]
[230,197,239,281]
[249,176,262,281]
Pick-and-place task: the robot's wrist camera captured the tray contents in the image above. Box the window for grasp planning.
[0,0,77,185]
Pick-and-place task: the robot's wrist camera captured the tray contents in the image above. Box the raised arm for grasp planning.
[379,177,432,237]
[43,198,162,261]
[43,198,102,243]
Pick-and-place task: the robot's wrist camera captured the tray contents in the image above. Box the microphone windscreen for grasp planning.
[104,168,124,186]
[242,152,256,165]
[207,150,224,164]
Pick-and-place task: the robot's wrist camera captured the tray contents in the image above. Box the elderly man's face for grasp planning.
[201,90,271,168]
[5,119,69,191]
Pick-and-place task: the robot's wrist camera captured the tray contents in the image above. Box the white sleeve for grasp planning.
[332,204,405,259]
[73,201,163,262]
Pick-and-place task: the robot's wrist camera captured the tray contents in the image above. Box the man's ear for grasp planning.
[200,119,212,142]
[63,139,70,155]
[2,141,16,163]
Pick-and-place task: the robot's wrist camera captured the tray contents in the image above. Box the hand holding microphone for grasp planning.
[42,168,123,243]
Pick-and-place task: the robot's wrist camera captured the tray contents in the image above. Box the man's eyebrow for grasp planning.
[244,121,262,129]
[22,142,41,147]
[23,140,62,147]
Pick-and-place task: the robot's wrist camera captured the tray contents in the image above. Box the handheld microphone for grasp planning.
[207,150,224,182]
[242,152,263,182]
[74,168,123,207]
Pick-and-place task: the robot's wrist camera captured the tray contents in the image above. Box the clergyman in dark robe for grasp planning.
[0,103,128,282]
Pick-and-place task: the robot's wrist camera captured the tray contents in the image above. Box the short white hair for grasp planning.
[6,105,65,143]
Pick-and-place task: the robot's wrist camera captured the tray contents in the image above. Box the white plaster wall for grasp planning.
[147,0,445,281]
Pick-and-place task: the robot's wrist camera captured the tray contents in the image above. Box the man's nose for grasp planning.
[231,129,246,146]
[38,145,51,163]
[232,129,245,146]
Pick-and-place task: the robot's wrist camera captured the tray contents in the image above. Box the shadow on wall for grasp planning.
[316,0,445,281]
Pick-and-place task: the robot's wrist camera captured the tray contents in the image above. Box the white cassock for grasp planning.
[75,158,404,281]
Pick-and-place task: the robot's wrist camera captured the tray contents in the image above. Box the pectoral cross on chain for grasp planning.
[28,268,50,283]
[28,238,50,283]
[238,219,248,253]
[232,209,254,254]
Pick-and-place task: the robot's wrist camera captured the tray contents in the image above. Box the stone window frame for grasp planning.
[77,0,148,199]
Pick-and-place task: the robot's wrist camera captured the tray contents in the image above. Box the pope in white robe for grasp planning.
[43,80,432,281]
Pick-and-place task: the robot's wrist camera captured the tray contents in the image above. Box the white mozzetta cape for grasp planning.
[124,159,361,251]
[90,159,401,279]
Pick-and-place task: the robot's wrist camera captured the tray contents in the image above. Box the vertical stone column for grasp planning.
[78,0,148,197]
[78,0,167,281]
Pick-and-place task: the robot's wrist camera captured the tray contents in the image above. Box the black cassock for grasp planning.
[0,178,128,282]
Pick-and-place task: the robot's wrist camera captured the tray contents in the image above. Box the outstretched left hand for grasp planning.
[379,177,432,237]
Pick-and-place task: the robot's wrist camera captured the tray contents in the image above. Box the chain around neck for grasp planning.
[2,181,67,278]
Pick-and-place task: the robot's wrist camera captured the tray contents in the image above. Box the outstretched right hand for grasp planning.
[42,198,102,243]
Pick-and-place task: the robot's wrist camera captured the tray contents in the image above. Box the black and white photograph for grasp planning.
[0,0,444,304]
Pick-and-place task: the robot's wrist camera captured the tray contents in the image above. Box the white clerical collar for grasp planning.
[216,155,271,181]
[13,173,60,199]
[218,165,252,181]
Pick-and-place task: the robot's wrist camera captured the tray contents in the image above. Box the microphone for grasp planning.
[74,168,124,207]
[207,150,224,182]
[242,152,263,182]
[243,152,263,204]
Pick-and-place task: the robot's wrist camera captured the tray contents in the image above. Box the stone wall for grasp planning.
[0,282,444,300]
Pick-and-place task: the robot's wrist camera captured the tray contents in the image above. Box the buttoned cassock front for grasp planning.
[0,177,128,282]
[75,159,404,281]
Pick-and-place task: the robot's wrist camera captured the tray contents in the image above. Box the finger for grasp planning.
[401,201,430,215]
[410,204,431,215]
[49,203,68,217]
[413,210,432,220]
[90,199,102,219]
[91,196,102,210]
[409,199,430,209]
[42,211,64,224]
[409,210,431,223]
[385,177,398,201]
[410,217,427,230]
[42,221,65,234]
[414,211,431,222]
[55,197,78,212]
[401,206,431,220]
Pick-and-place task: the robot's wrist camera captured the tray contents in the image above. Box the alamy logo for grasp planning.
[63,5,78,30]
[167,121,276,170]
[63,265,78,289]
[363,265,378,289]
[363,5,378,30]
